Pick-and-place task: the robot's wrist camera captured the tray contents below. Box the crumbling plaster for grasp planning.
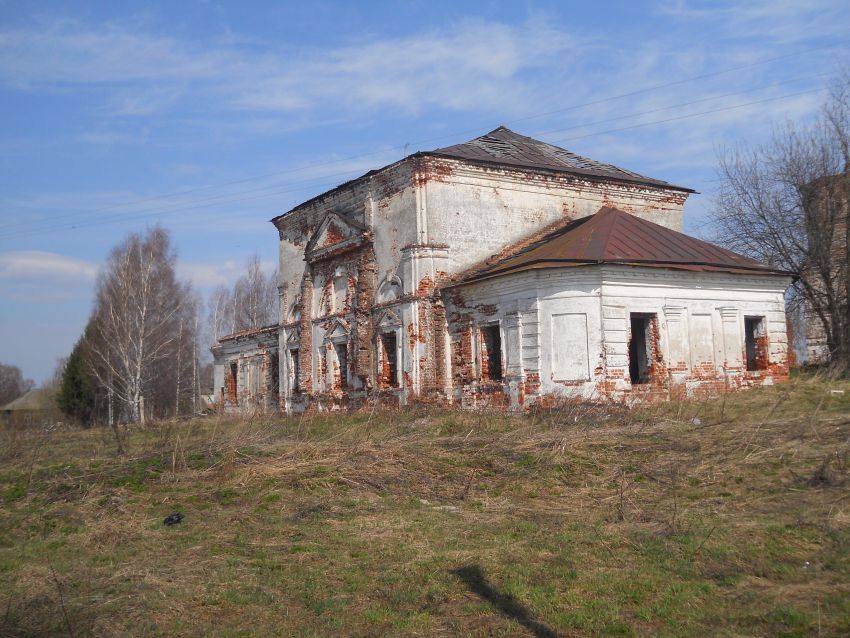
[443,265,790,406]
[212,146,788,414]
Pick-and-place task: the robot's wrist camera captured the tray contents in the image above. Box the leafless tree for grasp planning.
[86,227,199,424]
[713,72,850,372]
[0,363,34,406]
[205,253,278,343]
[233,253,278,331]
[207,284,234,341]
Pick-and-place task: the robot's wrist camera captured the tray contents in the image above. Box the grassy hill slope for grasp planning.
[2,376,850,636]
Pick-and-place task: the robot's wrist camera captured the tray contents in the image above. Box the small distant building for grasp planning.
[213,127,794,412]
[0,389,57,427]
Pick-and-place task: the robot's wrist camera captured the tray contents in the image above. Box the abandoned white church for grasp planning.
[212,127,793,412]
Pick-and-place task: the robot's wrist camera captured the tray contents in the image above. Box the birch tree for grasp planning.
[232,254,278,331]
[205,254,278,343]
[86,227,193,423]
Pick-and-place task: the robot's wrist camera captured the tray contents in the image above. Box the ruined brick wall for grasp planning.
[354,245,377,384]
[265,151,694,412]
[211,327,280,414]
[244,147,795,413]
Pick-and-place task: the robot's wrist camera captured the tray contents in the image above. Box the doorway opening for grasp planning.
[480,324,503,381]
[379,332,399,388]
[628,314,656,385]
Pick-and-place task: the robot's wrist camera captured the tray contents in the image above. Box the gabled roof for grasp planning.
[454,206,793,284]
[271,127,692,223]
[432,127,692,191]
[1,389,52,411]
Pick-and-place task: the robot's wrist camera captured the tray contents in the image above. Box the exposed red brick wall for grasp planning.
[298,274,314,394]
[354,244,377,384]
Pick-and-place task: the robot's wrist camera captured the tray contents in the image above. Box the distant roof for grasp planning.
[431,127,693,191]
[2,388,52,411]
[217,323,279,343]
[453,206,794,284]
[271,127,692,223]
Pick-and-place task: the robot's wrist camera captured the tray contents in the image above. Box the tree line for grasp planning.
[54,226,277,432]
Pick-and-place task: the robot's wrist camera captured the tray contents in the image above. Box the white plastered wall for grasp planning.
[423,159,689,273]
[447,265,791,403]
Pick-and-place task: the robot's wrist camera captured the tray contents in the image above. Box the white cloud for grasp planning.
[179,258,276,290]
[0,250,97,284]
[0,17,577,119]
[655,0,849,42]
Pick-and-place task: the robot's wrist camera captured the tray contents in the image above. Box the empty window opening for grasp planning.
[480,324,503,381]
[228,362,238,403]
[289,348,300,393]
[745,317,768,371]
[269,353,279,402]
[628,314,655,385]
[379,332,399,388]
[334,342,349,388]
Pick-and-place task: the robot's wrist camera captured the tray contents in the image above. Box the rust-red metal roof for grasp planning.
[457,206,793,283]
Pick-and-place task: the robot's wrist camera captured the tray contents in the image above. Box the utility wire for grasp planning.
[549,87,825,145]
[0,85,829,241]
[530,73,828,139]
[0,82,830,242]
[1,39,843,235]
[0,170,370,240]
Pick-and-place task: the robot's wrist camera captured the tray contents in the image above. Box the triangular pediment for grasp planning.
[376,309,402,331]
[305,212,367,258]
[323,318,350,343]
[286,328,300,345]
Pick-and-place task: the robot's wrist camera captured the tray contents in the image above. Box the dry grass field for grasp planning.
[2,375,850,637]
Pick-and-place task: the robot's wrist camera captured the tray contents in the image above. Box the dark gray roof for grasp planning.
[431,127,692,191]
[272,127,692,223]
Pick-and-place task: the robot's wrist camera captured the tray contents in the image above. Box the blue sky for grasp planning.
[1,0,848,383]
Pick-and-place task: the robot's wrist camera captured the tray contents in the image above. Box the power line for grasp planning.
[0,84,830,242]
[1,40,843,236]
[496,41,843,128]
[530,73,827,139]
[1,77,833,243]
[0,169,371,240]
[549,87,825,145]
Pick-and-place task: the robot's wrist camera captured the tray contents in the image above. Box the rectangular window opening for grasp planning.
[745,317,768,371]
[380,332,399,388]
[270,353,279,401]
[628,314,655,385]
[228,362,238,404]
[480,324,503,382]
[289,348,300,393]
[334,342,349,388]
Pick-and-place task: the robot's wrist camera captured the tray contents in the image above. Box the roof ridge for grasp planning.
[594,207,622,257]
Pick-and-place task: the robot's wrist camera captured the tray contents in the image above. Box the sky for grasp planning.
[0,0,848,383]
